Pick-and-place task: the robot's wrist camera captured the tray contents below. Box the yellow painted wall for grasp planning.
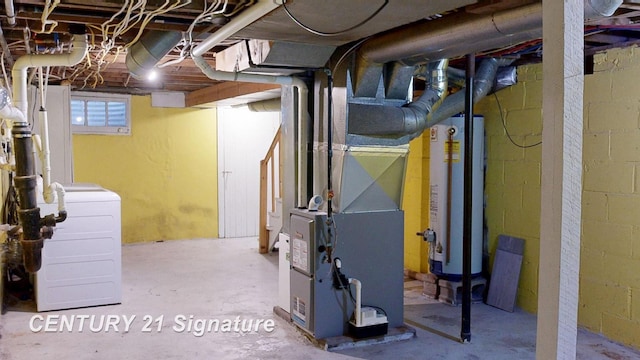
[73,95,218,244]
[474,64,543,313]
[474,46,640,349]
[403,132,431,274]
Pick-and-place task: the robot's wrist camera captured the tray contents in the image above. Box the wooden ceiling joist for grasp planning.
[185,81,280,107]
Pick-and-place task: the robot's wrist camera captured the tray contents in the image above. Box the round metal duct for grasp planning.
[126,30,182,79]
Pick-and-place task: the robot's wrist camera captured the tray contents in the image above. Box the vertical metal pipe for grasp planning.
[461,53,475,343]
[325,70,333,219]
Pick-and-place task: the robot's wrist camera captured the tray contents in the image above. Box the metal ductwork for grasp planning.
[126,30,182,79]
[348,59,448,138]
[345,0,623,140]
[347,58,508,139]
[585,0,623,19]
[429,58,513,127]
[313,0,622,214]
[354,0,622,77]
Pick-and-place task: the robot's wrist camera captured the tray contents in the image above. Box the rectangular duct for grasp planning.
[312,65,410,214]
[215,40,336,75]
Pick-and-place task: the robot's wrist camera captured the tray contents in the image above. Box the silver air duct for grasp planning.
[585,0,623,19]
[126,30,182,79]
[347,58,508,139]
[348,59,448,138]
[429,58,513,127]
[356,0,622,71]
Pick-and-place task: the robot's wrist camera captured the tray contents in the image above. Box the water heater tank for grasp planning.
[428,115,483,280]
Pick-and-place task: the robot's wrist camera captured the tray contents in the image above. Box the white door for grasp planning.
[217,106,280,238]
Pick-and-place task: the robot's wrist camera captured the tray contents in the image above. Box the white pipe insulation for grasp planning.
[191,0,280,58]
[349,278,362,327]
[191,0,311,207]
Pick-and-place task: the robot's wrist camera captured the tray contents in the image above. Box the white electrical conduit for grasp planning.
[349,278,362,327]
[191,0,311,207]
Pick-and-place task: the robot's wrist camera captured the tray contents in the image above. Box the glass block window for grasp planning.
[71,92,130,135]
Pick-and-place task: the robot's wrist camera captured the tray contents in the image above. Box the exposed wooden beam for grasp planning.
[536,0,583,359]
[16,11,214,33]
[186,82,280,107]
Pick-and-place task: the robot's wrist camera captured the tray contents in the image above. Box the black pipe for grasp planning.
[461,53,475,343]
[12,122,44,273]
[324,69,335,263]
[325,69,334,219]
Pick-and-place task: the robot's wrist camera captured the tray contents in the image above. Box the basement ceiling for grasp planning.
[0,0,640,105]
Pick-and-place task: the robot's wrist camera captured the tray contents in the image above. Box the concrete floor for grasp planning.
[2,237,639,359]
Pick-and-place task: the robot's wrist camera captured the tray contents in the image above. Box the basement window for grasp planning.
[71,92,131,135]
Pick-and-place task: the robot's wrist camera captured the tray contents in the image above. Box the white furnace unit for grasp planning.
[35,184,122,311]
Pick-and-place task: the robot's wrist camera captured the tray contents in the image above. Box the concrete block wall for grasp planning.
[580,46,640,347]
[475,64,543,313]
[475,46,640,349]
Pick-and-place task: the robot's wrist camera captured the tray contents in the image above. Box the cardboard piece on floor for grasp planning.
[486,235,525,312]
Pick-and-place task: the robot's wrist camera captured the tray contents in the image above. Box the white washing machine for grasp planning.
[35,184,121,311]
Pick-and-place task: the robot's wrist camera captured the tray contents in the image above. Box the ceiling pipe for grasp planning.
[12,35,88,123]
[4,0,16,26]
[358,0,622,66]
[191,0,280,58]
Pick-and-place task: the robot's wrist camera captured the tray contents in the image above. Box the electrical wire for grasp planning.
[494,93,542,148]
[38,0,62,34]
[332,37,370,74]
[281,0,389,37]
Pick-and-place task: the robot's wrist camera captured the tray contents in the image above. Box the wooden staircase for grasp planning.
[259,127,282,253]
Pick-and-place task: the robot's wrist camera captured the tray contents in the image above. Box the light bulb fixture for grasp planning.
[147,70,158,81]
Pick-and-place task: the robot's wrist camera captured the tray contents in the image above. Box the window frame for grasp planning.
[70,92,131,135]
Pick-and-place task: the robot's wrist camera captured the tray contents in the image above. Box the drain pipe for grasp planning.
[12,35,88,120]
[0,34,88,272]
[4,0,16,26]
[191,1,312,208]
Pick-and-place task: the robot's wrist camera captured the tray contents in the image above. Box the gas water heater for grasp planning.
[428,115,484,280]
